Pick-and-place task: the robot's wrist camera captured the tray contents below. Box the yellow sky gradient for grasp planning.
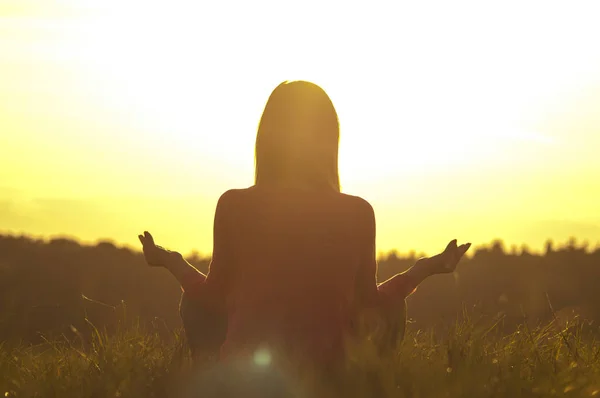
[1,0,600,256]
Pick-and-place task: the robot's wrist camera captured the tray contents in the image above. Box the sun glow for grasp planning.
[52,1,595,182]
[2,0,600,254]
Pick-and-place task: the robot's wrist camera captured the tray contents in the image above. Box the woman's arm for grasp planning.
[376,258,434,300]
[138,231,205,285]
[354,198,431,308]
[356,199,414,307]
[177,190,236,309]
[353,199,471,306]
[163,251,206,287]
[139,190,237,308]
[379,240,473,297]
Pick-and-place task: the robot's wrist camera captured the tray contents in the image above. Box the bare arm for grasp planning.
[139,190,236,306]
[177,191,235,307]
[353,196,472,304]
[138,231,205,284]
[354,199,433,308]
[163,251,206,286]
[358,214,471,309]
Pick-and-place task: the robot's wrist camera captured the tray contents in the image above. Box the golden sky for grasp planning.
[1,0,600,256]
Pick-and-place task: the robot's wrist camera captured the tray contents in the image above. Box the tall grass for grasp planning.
[1,310,600,397]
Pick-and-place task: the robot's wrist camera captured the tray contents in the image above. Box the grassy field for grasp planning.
[2,310,600,398]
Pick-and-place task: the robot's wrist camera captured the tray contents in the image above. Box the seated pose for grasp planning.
[138,81,470,368]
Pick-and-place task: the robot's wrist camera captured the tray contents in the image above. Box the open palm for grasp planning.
[437,239,471,274]
[138,231,169,267]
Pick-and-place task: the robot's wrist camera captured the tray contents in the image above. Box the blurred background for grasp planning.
[1,0,599,343]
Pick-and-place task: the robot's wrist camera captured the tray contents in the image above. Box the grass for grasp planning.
[2,311,600,397]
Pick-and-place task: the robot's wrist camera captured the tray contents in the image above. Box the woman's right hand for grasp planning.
[430,239,471,275]
[438,239,471,273]
[138,231,171,267]
[417,239,471,276]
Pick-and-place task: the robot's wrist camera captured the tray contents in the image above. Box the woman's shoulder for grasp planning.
[338,193,374,213]
[216,188,252,205]
[216,186,266,208]
[217,187,373,215]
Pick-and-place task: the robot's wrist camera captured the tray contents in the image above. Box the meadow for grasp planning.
[1,309,599,397]
[1,234,599,397]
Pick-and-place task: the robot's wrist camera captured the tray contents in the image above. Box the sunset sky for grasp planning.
[1,1,599,256]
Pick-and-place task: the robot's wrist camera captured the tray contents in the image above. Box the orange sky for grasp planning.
[1,1,599,256]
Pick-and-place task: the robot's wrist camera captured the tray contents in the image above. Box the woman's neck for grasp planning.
[255,181,334,193]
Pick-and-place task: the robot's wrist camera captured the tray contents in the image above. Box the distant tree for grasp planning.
[2,234,600,343]
[545,239,554,255]
[567,237,577,251]
[491,239,505,255]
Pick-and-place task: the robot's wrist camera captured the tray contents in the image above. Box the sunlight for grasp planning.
[3,0,600,254]
[52,0,592,190]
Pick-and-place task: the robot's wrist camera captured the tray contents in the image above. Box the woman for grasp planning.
[138,81,470,367]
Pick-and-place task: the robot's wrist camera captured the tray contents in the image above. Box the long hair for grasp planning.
[254,81,340,192]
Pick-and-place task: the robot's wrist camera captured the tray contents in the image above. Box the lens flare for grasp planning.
[253,347,272,367]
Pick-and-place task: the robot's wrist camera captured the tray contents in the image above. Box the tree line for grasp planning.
[0,234,598,344]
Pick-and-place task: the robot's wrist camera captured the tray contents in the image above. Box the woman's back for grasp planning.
[217,185,367,361]
[137,81,471,393]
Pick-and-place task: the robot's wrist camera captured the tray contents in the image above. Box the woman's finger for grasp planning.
[461,243,471,254]
[446,239,457,251]
[144,231,155,246]
[138,235,145,245]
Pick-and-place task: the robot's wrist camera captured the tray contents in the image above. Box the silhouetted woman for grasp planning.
[138,81,470,371]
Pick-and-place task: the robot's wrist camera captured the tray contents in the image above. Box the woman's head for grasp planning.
[254,81,340,191]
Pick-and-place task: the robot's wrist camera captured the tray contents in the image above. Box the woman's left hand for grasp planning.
[419,239,471,276]
[138,231,171,267]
